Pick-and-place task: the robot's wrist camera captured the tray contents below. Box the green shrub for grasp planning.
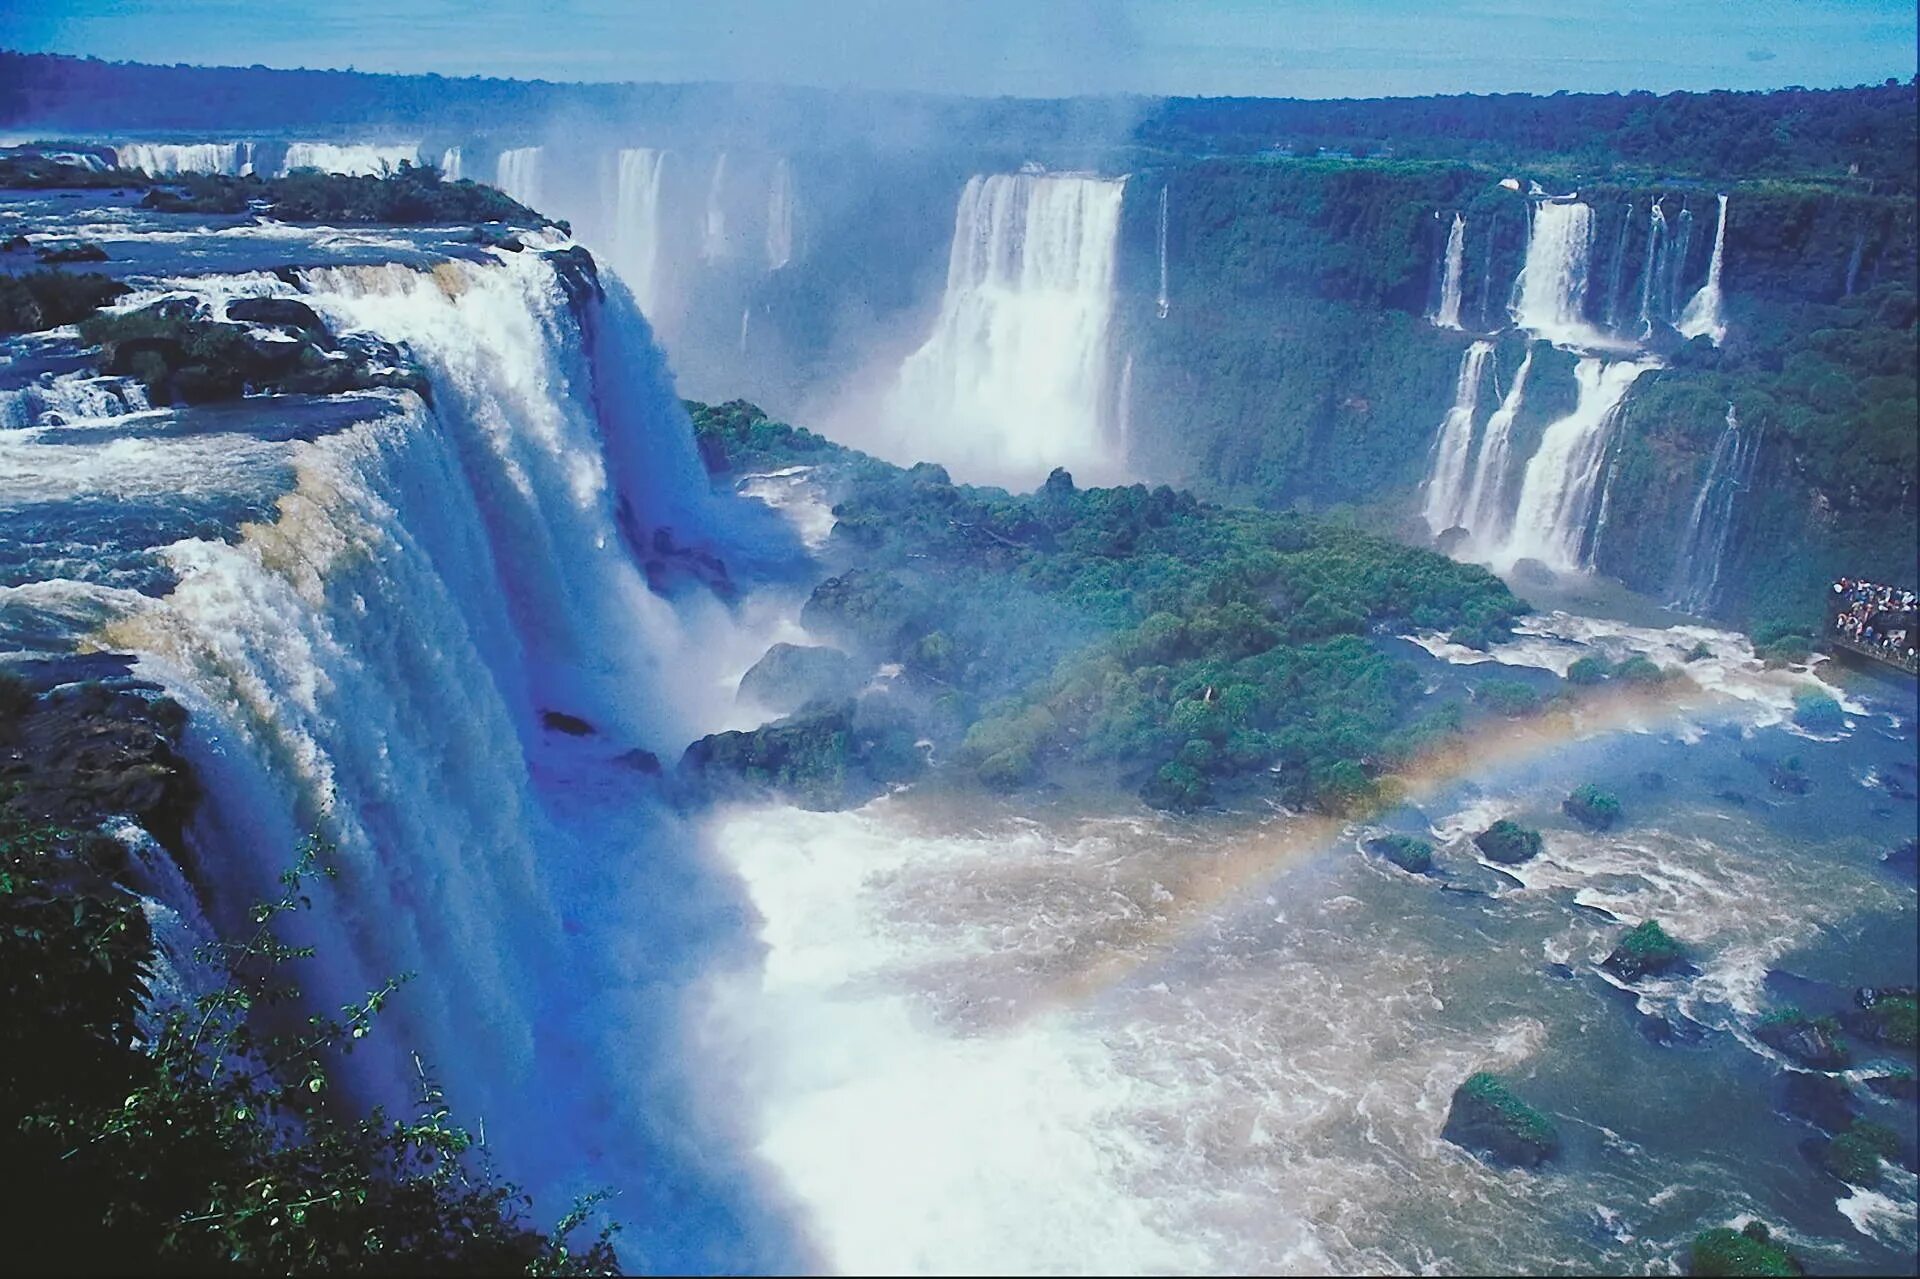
[1688,1222,1801,1276]
[1477,679,1540,717]
[1563,783,1623,829]
[1791,690,1845,732]
[1474,818,1543,864]
[1566,655,1610,686]
[1822,1121,1901,1186]
[1367,833,1433,873]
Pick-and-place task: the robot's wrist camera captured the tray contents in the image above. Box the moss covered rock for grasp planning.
[1474,818,1543,864]
[1819,1120,1901,1186]
[1842,987,1917,1048]
[1791,690,1845,732]
[1441,1072,1560,1168]
[1755,1007,1850,1070]
[1603,920,1689,981]
[1563,783,1622,830]
[737,643,862,715]
[1688,1221,1801,1276]
[1365,834,1434,874]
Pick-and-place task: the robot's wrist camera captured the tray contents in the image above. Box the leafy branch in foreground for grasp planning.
[1,814,618,1274]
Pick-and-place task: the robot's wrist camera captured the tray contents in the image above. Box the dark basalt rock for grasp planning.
[1777,1070,1857,1133]
[1510,558,1557,589]
[1841,987,1917,1047]
[541,246,603,308]
[642,525,736,602]
[1563,784,1622,830]
[540,710,594,737]
[738,643,862,716]
[615,748,661,775]
[225,296,325,333]
[1364,833,1434,874]
[679,693,924,811]
[1864,1065,1916,1101]
[1602,919,1690,982]
[1882,838,1917,883]
[1474,818,1543,864]
[1756,1012,1851,1070]
[35,240,109,263]
[1441,1072,1560,1168]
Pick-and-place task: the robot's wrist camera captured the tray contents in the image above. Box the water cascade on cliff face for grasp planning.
[1496,357,1657,572]
[1603,202,1634,332]
[1637,204,1669,338]
[279,142,420,177]
[1457,343,1535,554]
[1420,341,1495,534]
[438,146,462,181]
[494,147,544,212]
[1676,194,1729,345]
[1845,232,1866,297]
[1432,213,1467,330]
[1666,203,1696,319]
[115,142,254,176]
[702,153,730,260]
[612,147,669,316]
[1155,185,1171,319]
[887,172,1127,486]
[91,249,795,1270]
[1510,199,1599,346]
[766,158,794,271]
[1116,351,1135,462]
[1668,404,1756,614]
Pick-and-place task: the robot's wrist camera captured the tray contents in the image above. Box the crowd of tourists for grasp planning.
[1831,577,1918,665]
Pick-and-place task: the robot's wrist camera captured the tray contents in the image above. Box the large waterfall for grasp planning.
[613,147,670,316]
[1636,204,1668,338]
[279,142,420,176]
[1510,200,1597,345]
[74,249,797,1270]
[888,172,1127,487]
[1421,341,1494,534]
[1155,185,1171,319]
[1676,194,1729,345]
[1456,343,1535,553]
[1668,404,1756,613]
[115,142,253,176]
[702,153,730,260]
[495,146,544,211]
[1432,213,1467,330]
[1497,357,1656,572]
[438,146,462,181]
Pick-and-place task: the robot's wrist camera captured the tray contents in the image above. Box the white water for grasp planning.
[495,147,544,211]
[1422,341,1494,534]
[1511,200,1601,346]
[1433,213,1466,330]
[767,157,794,271]
[438,146,462,182]
[1116,351,1135,462]
[115,142,254,176]
[887,172,1127,487]
[280,142,420,177]
[1669,404,1756,614]
[612,147,669,316]
[1155,185,1170,319]
[1457,343,1535,553]
[1637,204,1668,338]
[1497,357,1656,572]
[703,153,730,260]
[1676,194,1729,345]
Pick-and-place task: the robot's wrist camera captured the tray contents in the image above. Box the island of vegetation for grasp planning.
[1440,1071,1560,1168]
[1688,1221,1802,1277]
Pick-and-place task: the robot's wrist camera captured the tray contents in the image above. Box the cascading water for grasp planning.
[1155,185,1170,319]
[1676,194,1729,345]
[1603,201,1633,333]
[1116,351,1135,462]
[115,142,253,176]
[1666,203,1696,319]
[1457,343,1534,552]
[1496,357,1656,572]
[1421,341,1494,534]
[1510,199,1599,346]
[766,158,794,271]
[702,153,729,260]
[613,147,669,316]
[495,147,543,211]
[280,142,419,176]
[1432,213,1467,330]
[887,172,1127,487]
[1637,203,1668,337]
[438,146,462,181]
[1668,404,1756,614]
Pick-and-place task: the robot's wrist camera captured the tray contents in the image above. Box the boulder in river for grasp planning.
[1563,783,1622,830]
[1441,1072,1560,1168]
[1687,1221,1802,1277]
[1364,834,1434,874]
[1777,1069,1857,1133]
[1755,1009,1850,1070]
[1602,919,1689,982]
[738,643,862,715]
[1474,818,1543,865]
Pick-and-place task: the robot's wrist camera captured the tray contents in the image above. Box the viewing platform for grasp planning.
[1827,576,1917,675]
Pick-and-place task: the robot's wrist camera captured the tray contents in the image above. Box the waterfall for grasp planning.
[1458,343,1535,552]
[1666,204,1696,319]
[766,158,794,271]
[1117,352,1135,462]
[1676,194,1729,345]
[1844,231,1866,296]
[1496,358,1656,572]
[1155,185,1170,319]
[1432,213,1467,330]
[1421,341,1494,534]
[702,153,729,260]
[1637,204,1668,337]
[439,146,462,181]
[280,142,419,176]
[1510,199,1598,345]
[1603,202,1633,332]
[114,142,253,176]
[740,305,751,354]
[1668,404,1756,614]
[888,172,1126,486]
[613,148,669,315]
[495,147,543,210]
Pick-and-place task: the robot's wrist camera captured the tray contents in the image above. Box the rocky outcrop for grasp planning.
[1442,1071,1560,1168]
[1602,919,1689,982]
[1562,784,1622,830]
[737,644,862,715]
[1688,1222,1802,1277]
[1755,1009,1850,1070]
[1364,833,1434,874]
[677,693,924,811]
[1473,819,1543,865]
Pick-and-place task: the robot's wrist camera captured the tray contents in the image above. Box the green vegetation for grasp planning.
[1847,992,1918,1048]
[0,269,130,334]
[1566,655,1611,686]
[1821,1120,1902,1187]
[1365,834,1434,874]
[1791,690,1846,733]
[1688,1221,1802,1277]
[690,400,1525,813]
[1441,1072,1560,1168]
[1476,679,1541,717]
[1754,1006,1851,1070]
[1563,783,1623,830]
[0,808,617,1274]
[1603,920,1688,981]
[1473,819,1542,864]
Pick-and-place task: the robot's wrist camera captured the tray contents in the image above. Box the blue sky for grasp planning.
[4,0,1915,97]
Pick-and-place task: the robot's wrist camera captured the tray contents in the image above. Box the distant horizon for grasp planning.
[5,0,1916,101]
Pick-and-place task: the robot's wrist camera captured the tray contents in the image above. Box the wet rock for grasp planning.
[1777,1070,1857,1133]
[1543,962,1577,980]
[1688,1221,1802,1277]
[615,748,661,775]
[1602,919,1690,982]
[1842,987,1917,1047]
[1864,1064,1916,1101]
[225,296,325,333]
[1714,788,1751,808]
[738,643,862,716]
[1364,834,1434,874]
[641,525,736,602]
[541,245,603,308]
[34,239,109,264]
[1474,818,1543,864]
[1882,838,1917,884]
[1510,558,1557,589]
[1441,1072,1560,1168]
[1756,1011,1851,1069]
[1563,783,1622,830]
[540,710,595,736]
[1435,525,1470,556]
[1768,758,1812,795]
[1637,770,1667,791]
